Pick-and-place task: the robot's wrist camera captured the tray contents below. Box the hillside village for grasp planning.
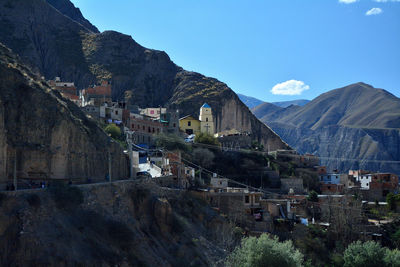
[12,76,396,242]
[1,0,400,264]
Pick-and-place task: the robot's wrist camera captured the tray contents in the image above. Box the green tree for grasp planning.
[104,123,121,140]
[225,234,303,267]
[384,249,400,267]
[307,190,318,202]
[343,241,386,267]
[386,193,400,211]
[194,132,220,146]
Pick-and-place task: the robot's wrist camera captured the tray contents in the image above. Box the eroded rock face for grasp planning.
[0,43,128,185]
[0,180,232,266]
[170,71,290,150]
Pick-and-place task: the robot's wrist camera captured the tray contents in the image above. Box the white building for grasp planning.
[358,174,372,189]
[140,107,167,119]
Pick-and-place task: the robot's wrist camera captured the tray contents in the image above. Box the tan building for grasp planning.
[179,115,201,135]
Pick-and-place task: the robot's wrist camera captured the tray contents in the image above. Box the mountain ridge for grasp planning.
[254,82,400,173]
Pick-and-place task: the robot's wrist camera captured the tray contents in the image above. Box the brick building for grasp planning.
[81,81,112,106]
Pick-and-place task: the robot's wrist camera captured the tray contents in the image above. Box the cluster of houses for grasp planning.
[49,77,221,146]
[318,167,399,201]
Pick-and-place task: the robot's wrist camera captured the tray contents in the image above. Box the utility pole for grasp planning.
[199,166,202,185]
[178,163,181,189]
[108,149,112,182]
[13,150,17,191]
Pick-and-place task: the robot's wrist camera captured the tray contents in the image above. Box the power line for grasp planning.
[157,134,400,164]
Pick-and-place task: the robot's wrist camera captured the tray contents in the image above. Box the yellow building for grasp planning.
[199,103,215,134]
[179,115,201,135]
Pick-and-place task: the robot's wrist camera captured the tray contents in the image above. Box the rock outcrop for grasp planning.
[0,43,128,186]
[0,0,289,151]
[0,180,233,266]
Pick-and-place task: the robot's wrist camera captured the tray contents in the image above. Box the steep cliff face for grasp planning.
[170,71,290,150]
[0,181,232,266]
[0,0,289,151]
[0,43,128,184]
[45,0,99,33]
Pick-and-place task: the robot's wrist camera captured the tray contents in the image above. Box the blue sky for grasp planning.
[71,0,400,102]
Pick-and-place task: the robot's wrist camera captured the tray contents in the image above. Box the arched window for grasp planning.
[206,118,208,122]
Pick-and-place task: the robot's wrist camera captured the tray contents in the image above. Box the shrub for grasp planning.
[343,240,386,267]
[387,193,400,211]
[384,249,400,267]
[104,123,122,140]
[155,133,189,152]
[225,233,303,267]
[194,132,219,146]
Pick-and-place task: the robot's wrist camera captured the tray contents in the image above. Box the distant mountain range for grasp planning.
[252,82,400,174]
[237,94,264,109]
[238,93,309,109]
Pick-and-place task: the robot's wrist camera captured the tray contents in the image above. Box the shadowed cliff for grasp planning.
[0,43,128,184]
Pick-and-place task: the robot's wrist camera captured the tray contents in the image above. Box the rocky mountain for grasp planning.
[46,0,99,33]
[237,93,264,109]
[254,82,400,173]
[0,42,128,184]
[0,0,289,151]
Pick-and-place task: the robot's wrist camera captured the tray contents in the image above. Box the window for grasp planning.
[206,117,208,122]
[148,127,151,133]
[366,183,369,186]
[173,123,176,127]
[143,126,145,130]
[245,195,250,204]
[131,124,134,128]
[115,110,118,115]
[152,128,155,133]
[188,121,191,126]
[157,128,160,133]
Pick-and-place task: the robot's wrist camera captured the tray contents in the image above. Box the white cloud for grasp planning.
[270,80,310,96]
[338,0,358,3]
[366,7,383,15]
